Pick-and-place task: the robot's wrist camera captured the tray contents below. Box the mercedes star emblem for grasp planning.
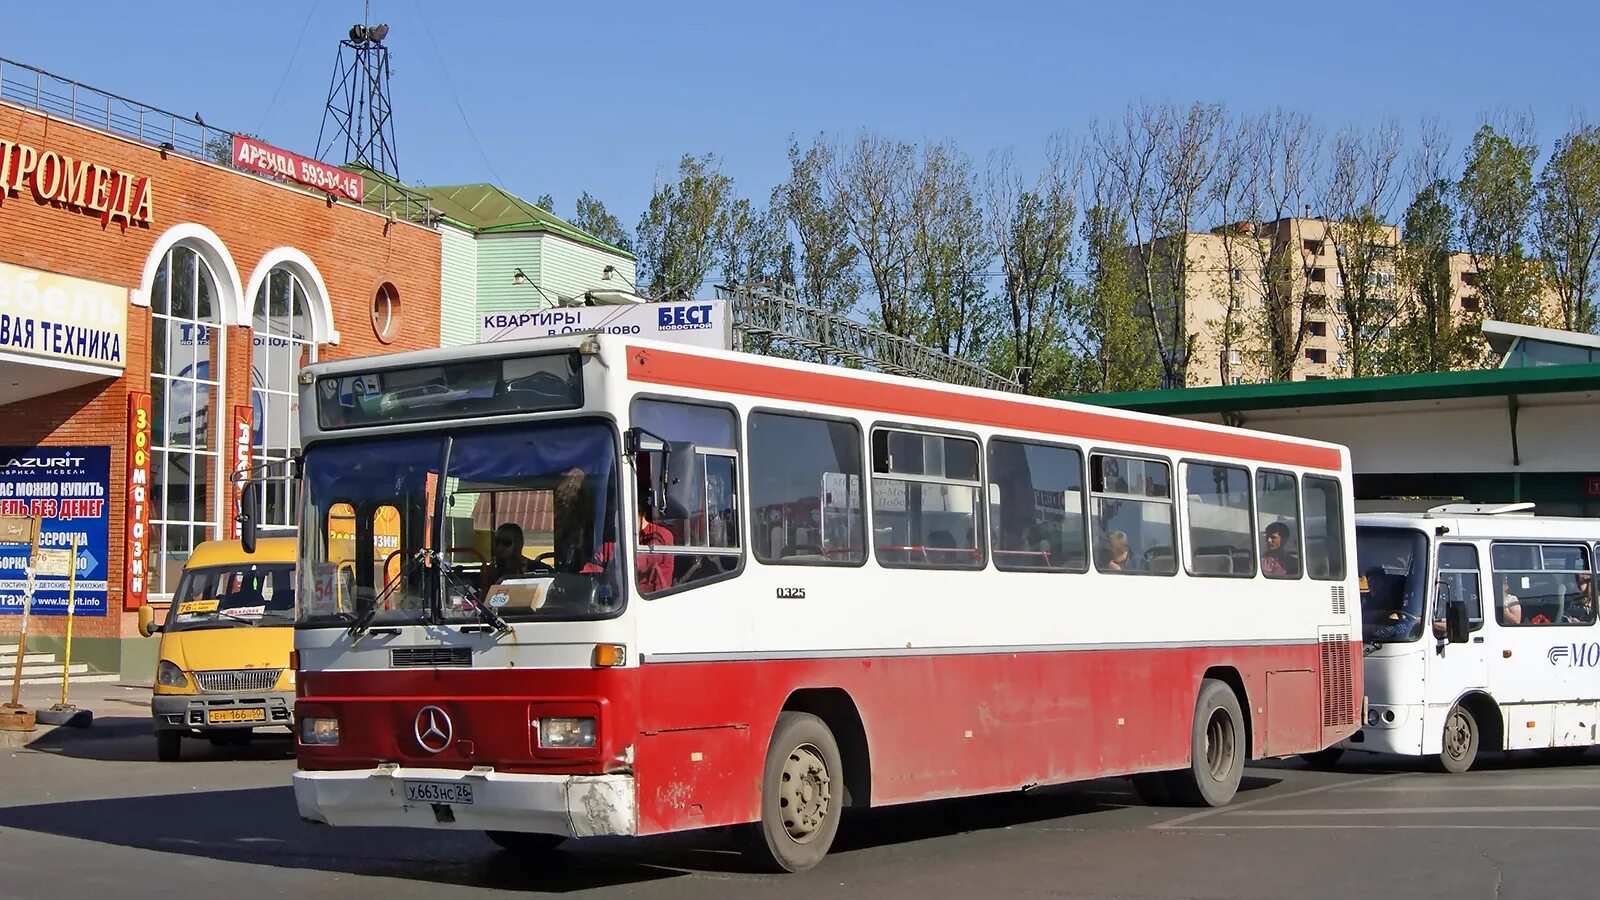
[414,706,453,754]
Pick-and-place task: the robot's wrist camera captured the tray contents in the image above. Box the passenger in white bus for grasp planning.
[1562,573,1595,625]
[1261,522,1299,577]
[1104,531,1132,571]
[1497,577,1523,626]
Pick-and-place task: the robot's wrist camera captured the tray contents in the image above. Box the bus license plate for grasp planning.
[208,708,265,724]
[405,781,474,805]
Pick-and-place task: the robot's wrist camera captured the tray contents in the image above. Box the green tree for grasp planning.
[773,137,860,315]
[1075,200,1160,393]
[1535,123,1600,332]
[1324,123,1404,377]
[1388,180,1481,372]
[1457,123,1543,325]
[910,141,995,361]
[720,197,792,290]
[987,141,1078,395]
[572,192,633,254]
[534,192,555,211]
[830,133,918,336]
[636,154,733,301]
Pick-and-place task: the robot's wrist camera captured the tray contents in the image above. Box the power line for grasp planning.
[258,0,319,136]
[410,0,505,187]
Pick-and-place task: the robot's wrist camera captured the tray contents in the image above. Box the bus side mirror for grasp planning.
[1445,599,1470,644]
[137,605,161,637]
[239,482,260,554]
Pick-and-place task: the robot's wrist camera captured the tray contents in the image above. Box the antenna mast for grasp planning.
[316,2,399,177]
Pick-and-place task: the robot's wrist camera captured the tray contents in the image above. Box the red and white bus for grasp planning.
[276,335,1361,872]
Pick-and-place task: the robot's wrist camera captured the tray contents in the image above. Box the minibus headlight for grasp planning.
[537,717,596,749]
[300,717,340,745]
[156,660,189,690]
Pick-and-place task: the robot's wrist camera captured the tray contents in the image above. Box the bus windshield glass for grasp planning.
[168,563,297,630]
[1356,526,1429,642]
[315,351,581,430]
[295,420,623,627]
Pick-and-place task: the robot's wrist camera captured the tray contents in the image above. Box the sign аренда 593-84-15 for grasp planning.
[232,136,363,203]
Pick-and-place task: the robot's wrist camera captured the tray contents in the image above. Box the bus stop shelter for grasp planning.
[1071,322,1600,516]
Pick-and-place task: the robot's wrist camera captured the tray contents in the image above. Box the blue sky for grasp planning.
[5,1,1596,232]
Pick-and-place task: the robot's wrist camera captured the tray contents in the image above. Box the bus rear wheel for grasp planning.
[743,711,843,873]
[1439,703,1480,774]
[1168,679,1246,807]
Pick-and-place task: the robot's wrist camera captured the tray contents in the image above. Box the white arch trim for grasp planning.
[242,247,341,346]
[135,223,246,327]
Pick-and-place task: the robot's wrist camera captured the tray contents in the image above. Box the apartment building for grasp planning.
[1149,218,1558,387]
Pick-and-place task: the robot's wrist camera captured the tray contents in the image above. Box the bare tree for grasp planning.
[1092,101,1222,388]
[1239,109,1324,383]
[830,133,919,336]
[910,141,995,360]
[987,138,1079,394]
[1203,116,1261,385]
[1323,121,1404,377]
[773,136,860,314]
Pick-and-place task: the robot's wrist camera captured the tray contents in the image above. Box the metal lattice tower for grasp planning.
[316,11,399,177]
[719,283,1022,394]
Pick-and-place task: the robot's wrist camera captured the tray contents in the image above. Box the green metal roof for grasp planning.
[1066,363,1600,416]
[343,164,634,259]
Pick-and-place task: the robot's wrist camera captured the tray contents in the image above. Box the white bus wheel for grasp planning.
[1439,703,1480,774]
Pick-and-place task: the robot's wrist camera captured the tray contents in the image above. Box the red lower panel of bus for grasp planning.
[297,640,1360,835]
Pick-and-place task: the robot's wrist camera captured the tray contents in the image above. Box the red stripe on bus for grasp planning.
[626,347,1343,471]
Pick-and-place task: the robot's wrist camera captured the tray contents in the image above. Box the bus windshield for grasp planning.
[1356,526,1429,643]
[295,420,623,627]
[167,563,297,630]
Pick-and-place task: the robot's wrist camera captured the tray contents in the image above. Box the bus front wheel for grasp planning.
[744,711,843,873]
[1439,703,1480,774]
[1169,679,1246,807]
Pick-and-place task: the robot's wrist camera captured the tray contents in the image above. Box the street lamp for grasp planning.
[601,265,638,291]
[512,268,564,307]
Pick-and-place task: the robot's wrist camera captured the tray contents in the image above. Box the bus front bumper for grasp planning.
[293,768,637,838]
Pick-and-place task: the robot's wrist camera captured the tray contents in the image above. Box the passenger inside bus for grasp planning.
[554,461,677,593]
[1102,531,1133,571]
[1261,522,1299,576]
[1497,577,1524,626]
[1566,573,1597,624]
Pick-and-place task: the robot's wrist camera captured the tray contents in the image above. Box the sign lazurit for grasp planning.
[0,446,110,617]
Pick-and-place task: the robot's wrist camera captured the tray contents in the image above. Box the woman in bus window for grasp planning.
[1497,576,1523,626]
[1563,573,1595,624]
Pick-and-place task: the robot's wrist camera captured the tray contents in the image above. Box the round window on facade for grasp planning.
[372,282,400,343]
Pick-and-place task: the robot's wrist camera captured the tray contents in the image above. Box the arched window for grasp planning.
[251,267,317,528]
[150,244,225,596]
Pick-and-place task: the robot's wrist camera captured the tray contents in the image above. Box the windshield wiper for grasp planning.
[439,559,509,634]
[216,611,259,626]
[350,549,429,639]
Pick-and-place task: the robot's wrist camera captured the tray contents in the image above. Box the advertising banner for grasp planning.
[232,405,252,539]
[479,299,730,350]
[232,135,363,202]
[0,446,110,617]
[126,393,152,609]
[0,261,128,370]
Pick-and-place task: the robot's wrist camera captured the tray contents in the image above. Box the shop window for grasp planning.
[252,267,317,529]
[150,244,224,596]
[372,282,400,343]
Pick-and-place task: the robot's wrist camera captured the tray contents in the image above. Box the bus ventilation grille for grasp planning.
[1330,585,1347,616]
[391,647,472,668]
[1320,634,1355,727]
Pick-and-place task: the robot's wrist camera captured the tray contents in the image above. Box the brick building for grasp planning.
[0,69,442,679]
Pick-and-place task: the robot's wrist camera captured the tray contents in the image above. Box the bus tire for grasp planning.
[1300,747,1344,769]
[743,711,843,873]
[1169,679,1246,807]
[156,730,181,762]
[485,831,565,855]
[1439,702,1480,774]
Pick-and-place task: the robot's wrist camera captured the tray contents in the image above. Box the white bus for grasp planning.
[275,335,1361,872]
[1324,504,1600,772]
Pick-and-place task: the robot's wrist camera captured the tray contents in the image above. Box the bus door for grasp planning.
[1426,542,1490,711]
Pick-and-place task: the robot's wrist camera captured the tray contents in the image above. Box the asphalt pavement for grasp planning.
[2,684,1597,899]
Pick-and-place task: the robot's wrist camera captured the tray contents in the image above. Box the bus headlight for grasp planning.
[156,660,190,690]
[537,717,596,749]
[300,717,340,745]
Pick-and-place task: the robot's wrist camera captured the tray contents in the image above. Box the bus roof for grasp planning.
[302,334,1350,473]
[185,536,298,568]
[1357,510,1600,540]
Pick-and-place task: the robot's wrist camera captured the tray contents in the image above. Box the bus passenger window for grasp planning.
[1301,475,1346,580]
[749,413,865,565]
[871,429,984,570]
[1492,543,1594,626]
[631,399,743,593]
[987,439,1087,573]
[1184,462,1254,577]
[1256,471,1302,579]
[1090,454,1176,576]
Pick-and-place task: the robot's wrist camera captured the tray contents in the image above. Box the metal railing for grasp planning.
[0,56,434,225]
[721,283,1022,394]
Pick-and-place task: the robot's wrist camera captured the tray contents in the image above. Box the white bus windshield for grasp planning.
[1357,526,1430,643]
[295,421,623,627]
